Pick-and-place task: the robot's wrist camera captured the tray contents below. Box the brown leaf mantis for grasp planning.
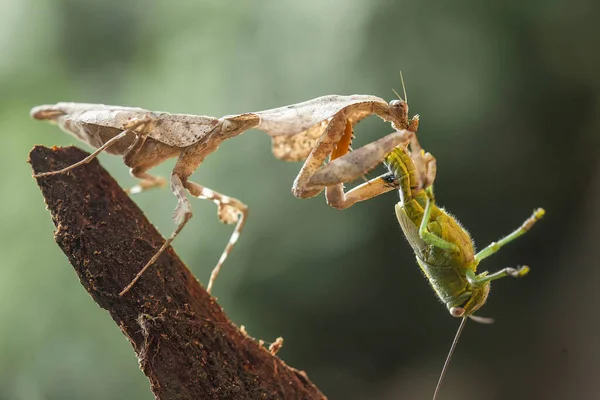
[384,137,544,400]
[31,91,418,296]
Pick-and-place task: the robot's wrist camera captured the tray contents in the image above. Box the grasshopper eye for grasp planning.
[450,307,465,318]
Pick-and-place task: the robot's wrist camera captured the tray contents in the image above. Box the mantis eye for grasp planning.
[450,307,466,318]
[389,99,409,118]
[389,99,405,108]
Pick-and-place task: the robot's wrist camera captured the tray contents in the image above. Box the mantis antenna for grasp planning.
[391,88,403,101]
[392,71,409,103]
[392,71,408,104]
[433,316,468,400]
[400,70,408,104]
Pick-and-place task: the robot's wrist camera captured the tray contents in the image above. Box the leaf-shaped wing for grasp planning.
[270,120,328,161]
[33,103,222,148]
[248,95,388,161]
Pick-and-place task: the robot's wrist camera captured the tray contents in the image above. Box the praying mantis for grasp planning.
[31,90,418,296]
[384,138,545,400]
[31,81,548,399]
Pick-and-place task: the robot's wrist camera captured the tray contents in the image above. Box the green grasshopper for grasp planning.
[384,140,545,400]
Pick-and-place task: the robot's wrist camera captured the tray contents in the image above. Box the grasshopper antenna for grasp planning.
[433,316,468,400]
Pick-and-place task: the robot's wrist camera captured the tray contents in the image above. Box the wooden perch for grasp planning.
[29,146,326,400]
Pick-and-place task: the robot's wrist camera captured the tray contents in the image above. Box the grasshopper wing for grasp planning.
[394,203,427,258]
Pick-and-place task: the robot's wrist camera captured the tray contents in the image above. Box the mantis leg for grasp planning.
[418,187,460,252]
[183,181,248,294]
[127,167,167,194]
[119,140,248,295]
[475,208,545,262]
[119,178,192,296]
[34,117,153,178]
[316,128,435,208]
[291,109,414,208]
[123,135,175,194]
[307,130,414,209]
[290,112,349,199]
[312,172,396,210]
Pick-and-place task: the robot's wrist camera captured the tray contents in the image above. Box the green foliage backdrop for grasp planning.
[1,0,599,399]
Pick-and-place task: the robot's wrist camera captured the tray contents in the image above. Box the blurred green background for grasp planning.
[2,0,599,399]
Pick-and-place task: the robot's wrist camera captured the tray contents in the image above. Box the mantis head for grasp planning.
[389,71,411,131]
[388,99,409,131]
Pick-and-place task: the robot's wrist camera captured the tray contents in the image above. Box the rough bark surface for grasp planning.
[29,146,325,400]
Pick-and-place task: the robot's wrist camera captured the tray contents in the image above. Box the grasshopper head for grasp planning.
[448,283,491,318]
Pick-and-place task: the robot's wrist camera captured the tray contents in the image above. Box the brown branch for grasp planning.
[29,146,326,400]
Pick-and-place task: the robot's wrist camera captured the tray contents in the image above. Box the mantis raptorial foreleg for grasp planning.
[290,112,354,200]
[326,172,398,209]
[293,123,417,210]
[319,130,416,209]
[257,94,419,210]
[308,114,422,209]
